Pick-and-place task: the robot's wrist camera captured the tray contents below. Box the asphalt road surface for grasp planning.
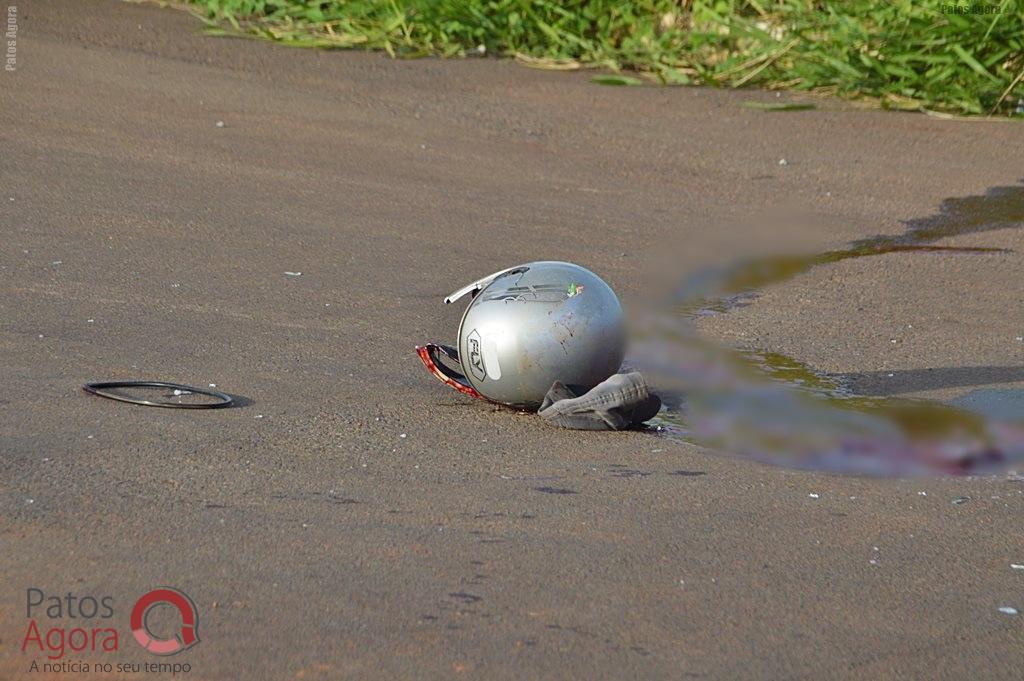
[2,1,1023,679]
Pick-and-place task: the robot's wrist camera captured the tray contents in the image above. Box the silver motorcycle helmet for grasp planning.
[416,261,626,409]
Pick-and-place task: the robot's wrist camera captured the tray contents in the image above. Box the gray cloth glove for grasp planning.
[538,372,662,431]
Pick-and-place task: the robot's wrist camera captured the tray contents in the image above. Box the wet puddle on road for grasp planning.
[642,185,1024,476]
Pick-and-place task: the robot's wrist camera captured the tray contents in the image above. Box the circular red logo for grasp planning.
[130,587,199,655]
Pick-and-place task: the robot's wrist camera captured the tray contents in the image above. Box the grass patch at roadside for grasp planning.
[183,1,1024,116]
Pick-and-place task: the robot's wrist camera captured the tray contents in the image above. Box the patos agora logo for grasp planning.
[22,586,199,672]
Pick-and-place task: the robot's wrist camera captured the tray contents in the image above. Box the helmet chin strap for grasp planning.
[415,344,486,400]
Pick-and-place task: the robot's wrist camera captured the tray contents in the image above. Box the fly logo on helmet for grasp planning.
[466,329,486,381]
[415,262,626,409]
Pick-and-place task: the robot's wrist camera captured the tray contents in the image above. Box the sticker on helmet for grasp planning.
[466,329,486,381]
[483,283,584,303]
[482,335,502,380]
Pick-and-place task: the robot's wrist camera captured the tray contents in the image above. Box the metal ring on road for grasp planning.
[83,381,234,409]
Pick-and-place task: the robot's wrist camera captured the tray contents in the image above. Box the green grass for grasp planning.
[184,0,1024,116]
